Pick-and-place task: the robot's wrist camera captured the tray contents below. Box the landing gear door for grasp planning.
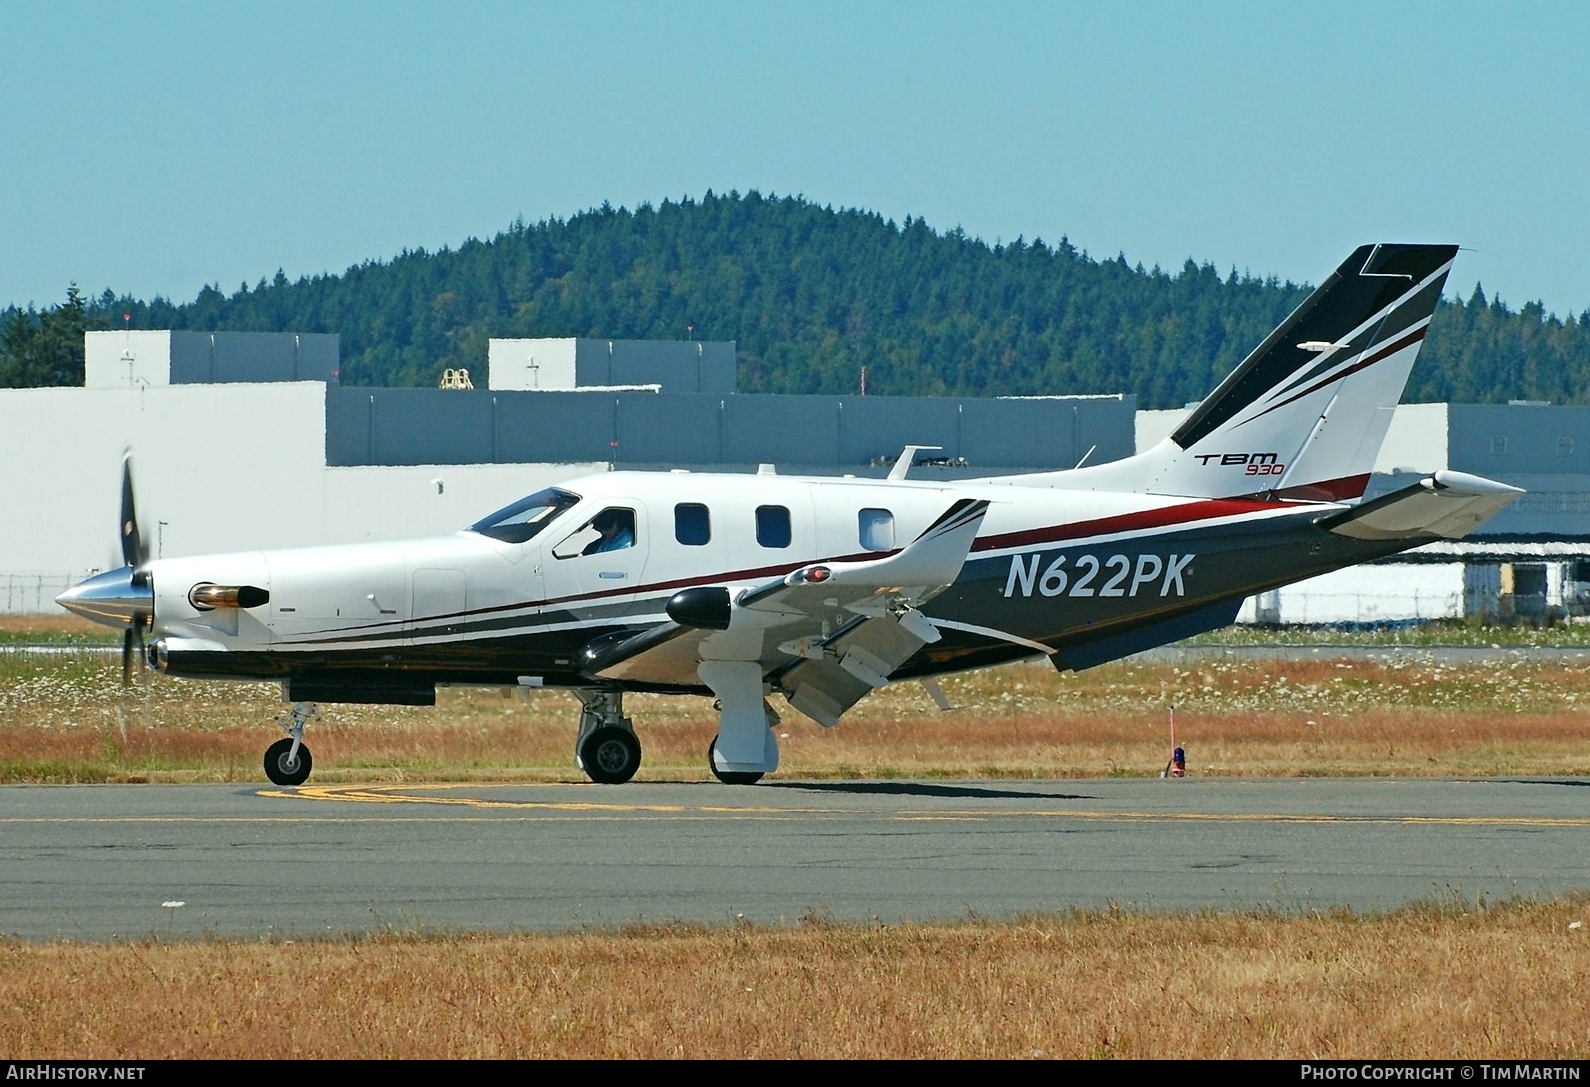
[544,502,650,617]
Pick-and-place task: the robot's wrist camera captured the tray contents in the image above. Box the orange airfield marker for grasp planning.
[1162,703,1186,778]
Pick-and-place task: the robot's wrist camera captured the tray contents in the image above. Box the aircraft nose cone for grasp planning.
[55,566,153,628]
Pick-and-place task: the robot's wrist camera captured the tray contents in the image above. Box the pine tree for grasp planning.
[0,285,98,387]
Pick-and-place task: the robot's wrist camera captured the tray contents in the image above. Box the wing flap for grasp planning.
[1319,470,1523,541]
[780,605,942,727]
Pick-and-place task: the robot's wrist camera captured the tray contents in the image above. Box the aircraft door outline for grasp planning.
[543,501,650,615]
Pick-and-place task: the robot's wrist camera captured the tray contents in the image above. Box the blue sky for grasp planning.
[3,1,1586,317]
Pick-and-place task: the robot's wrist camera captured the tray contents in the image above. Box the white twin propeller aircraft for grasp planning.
[59,244,1523,786]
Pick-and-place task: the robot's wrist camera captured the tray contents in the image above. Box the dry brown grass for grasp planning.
[3,646,1588,782]
[1,901,1586,1058]
[0,614,109,638]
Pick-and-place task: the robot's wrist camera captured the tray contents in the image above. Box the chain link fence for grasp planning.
[1,573,97,615]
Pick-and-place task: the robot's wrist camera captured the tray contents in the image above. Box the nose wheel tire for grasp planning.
[707,740,764,785]
[579,726,642,784]
[264,737,313,786]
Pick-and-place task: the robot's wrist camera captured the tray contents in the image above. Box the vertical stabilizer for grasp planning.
[1008,244,1458,501]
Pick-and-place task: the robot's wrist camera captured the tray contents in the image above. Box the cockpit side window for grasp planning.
[553,507,637,559]
[468,487,581,544]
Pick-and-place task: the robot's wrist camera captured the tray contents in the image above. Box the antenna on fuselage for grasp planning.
[888,445,942,481]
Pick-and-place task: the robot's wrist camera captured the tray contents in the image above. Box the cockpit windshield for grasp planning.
[468,487,582,544]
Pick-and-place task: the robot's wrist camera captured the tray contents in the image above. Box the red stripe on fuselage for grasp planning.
[1274,474,1371,502]
[1223,473,1372,504]
[970,496,1292,554]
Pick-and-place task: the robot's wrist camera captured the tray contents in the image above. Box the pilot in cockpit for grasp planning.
[583,508,636,555]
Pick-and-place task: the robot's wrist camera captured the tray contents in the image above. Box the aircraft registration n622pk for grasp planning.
[59,243,1523,787]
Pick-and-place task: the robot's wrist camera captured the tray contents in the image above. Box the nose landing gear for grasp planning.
[573,689,642,784]
[263,701,319,786]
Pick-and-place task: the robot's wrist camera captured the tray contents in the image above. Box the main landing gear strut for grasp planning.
[264,701,319,786]
[699,661,780,786]
[570,681,781,786]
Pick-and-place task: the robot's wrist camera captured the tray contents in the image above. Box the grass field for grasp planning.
[3,617,1588,783]
[2,902,1586,1058]
[4,614,1587,1058]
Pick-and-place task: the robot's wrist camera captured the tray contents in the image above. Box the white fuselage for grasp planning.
[143,467,1371,696]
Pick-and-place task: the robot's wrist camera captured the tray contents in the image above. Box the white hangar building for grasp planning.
[1,331,1132,612]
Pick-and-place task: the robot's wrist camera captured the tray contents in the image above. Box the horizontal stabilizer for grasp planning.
[1317,471,1523,541]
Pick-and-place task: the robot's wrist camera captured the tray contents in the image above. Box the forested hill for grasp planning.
[6,192,1588,406]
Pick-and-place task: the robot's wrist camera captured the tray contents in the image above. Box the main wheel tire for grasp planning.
[579,726,642,784]
[707,739,764,785]
[264,737,313,786]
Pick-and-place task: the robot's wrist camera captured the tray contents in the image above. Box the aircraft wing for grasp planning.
[1318,470,1523,541]
[736,497,989,619]
[581,499,990,724]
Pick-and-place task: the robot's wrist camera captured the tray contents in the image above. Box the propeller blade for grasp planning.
[132,612,148,669]
[122,627,135,689]
[120,451,148,571]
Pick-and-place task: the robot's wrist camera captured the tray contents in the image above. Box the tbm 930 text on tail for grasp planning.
[59,244,1522,786]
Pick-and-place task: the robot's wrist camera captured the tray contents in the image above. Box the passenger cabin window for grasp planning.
[756,505,792,548]
[675,503,711,545]
[552,507,636,559]
[858,508,894,551]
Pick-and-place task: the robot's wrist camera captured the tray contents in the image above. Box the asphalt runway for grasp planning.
[2,776,1587,942]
